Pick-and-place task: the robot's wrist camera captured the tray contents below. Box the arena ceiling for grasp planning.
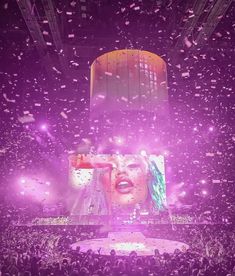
[0,0,234,78]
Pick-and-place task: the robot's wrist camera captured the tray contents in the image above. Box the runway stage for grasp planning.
[71,232,189,256]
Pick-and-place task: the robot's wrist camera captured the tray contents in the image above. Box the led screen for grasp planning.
[69,154,166,217]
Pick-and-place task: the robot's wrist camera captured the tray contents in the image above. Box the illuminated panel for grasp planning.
[69,154,166,216]
[90,49,168,119]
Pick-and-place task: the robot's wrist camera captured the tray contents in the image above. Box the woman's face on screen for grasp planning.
[101,155,149,207]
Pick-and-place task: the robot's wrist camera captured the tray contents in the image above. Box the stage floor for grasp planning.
[71,232,189,256]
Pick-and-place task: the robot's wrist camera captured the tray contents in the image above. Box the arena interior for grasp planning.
[0,0,235,275]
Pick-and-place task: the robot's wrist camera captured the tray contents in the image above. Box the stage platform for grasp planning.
[26,214,197,226]
[71,231,189,256]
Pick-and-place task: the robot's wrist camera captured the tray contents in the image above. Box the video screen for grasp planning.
[69,154,166,217]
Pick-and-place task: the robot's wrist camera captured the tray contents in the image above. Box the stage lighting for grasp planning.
[40,124,48,131]
[140,211,149,216]
[179,182,185,187]
[140,150,147,156]
[114,136,124,145]
[163,150,169,156]
[202,190,207,195]
[117,138,123,144]
[20,178,26,184]
[70,168,93,188]
[209,126,214,132]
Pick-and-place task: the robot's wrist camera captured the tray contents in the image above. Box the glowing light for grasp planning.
[113,242,145,251]
[20,191,25,195]
[193,127,197,131]
[202,190,208,195]
[140,211,149,215]
[40,124,48,131]
[71,168,93,188]
[163,150,169,156]
[114,136,124,145]
[140,150,147,156]
[45,191,50,195]
[20,178,26,184]
[179,182,185,187]
[45,181,51,186]
[201,179,206,184]
[209,126,214,132]
[180,191,186,197]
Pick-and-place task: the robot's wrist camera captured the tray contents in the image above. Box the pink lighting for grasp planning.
[209,126,214,132]
[140,150,147,156]
[114,136,124,145]
[70,168,94,188]
[17,175,54,203]
[163,150,169,156]
[20,178,26,184]
[179,182,185,187]
[202,190,208,195]
[40,124,48,131]
[117,138,123,144]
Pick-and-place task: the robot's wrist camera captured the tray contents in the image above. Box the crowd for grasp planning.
[0,220,234,276]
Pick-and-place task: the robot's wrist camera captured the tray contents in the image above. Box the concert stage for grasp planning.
[71,231,189,256]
